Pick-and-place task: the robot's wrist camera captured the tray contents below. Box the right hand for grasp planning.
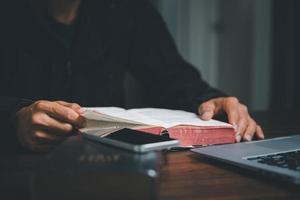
[15,100,86,152]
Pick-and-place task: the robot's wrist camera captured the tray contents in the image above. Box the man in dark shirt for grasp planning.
[0,0,264,151]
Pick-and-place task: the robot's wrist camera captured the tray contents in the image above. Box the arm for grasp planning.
[0,16,34,149]
[128,1,225,113]
[0,36,84,153]
[0,95,85,152]
[0,96,32,150]
[128,0,263,141]
[0,2,86,152]
[15,100,85,152]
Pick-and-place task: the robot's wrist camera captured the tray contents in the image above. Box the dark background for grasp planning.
[271,0,300,110]
[148,0,300,111]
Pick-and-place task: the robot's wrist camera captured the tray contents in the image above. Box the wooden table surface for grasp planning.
[1,111,300,200]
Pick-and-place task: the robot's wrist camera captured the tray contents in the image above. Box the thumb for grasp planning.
[198,101,216,120]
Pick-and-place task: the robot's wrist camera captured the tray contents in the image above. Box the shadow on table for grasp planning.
[30,136,160,200]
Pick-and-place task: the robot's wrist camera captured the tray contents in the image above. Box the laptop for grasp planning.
[191,134,300,185]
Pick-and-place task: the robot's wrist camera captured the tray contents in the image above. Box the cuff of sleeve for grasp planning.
[0,98,33,152]
[9,98,33,124]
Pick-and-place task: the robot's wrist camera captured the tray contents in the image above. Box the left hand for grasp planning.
[198,97,264,142]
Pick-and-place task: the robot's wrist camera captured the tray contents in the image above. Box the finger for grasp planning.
[236,114,248,141]
[199,101,216,120]
[222,98,240,129]
[32,112,73,134]
[242,118,256,141]
[255,125,264,139]
[56,101,83,114]
[33,130,64,145]
[235,104,249,137]
[28,131,65,153]
[34,101,85,127]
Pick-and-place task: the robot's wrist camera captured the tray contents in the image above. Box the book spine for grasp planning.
[167,127,235,146]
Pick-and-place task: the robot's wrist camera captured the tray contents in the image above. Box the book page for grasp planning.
[81,107,147,135]
[128,108,232,128]
[84,107,232,129]
[83,107,142,125]
[83,107,164,127]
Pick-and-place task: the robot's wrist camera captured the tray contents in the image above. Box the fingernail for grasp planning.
[201,112,212,119]
[78,108,85,115]
[244,135,251,141]
[70,111,79,119]
[235,133,241,142]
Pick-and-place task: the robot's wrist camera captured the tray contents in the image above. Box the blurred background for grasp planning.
[148,0,300,111]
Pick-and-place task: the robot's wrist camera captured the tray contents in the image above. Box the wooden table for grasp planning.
[1,111,300,200]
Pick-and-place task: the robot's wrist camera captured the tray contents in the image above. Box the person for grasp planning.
[0,0,264,152]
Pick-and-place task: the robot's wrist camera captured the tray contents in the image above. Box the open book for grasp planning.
[80,107,236,147]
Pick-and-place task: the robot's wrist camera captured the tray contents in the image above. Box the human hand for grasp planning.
[15,100,86,152]
[198,97,264,142]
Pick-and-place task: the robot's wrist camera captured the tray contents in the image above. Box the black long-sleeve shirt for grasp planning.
[0,0,225,150]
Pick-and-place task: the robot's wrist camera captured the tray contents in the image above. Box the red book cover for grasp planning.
[135,125,235,147]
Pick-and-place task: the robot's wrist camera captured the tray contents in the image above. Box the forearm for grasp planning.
[146,66,227,113]
[127,1,226,112]
[0,96,33,151]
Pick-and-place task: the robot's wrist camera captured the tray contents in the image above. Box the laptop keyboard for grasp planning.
[247,150,300,172]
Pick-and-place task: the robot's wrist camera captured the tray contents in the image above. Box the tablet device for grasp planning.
[84,128,179,153]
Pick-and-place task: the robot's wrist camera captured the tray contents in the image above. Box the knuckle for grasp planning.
[249,118,256,126]
[200,102,214,111]
[65,110,76,121]
[57,100,65,104]
[34,100,47,110]
[72,103,80,108]
[50,103,58,113]
[241,105,248,112]
[200,102,209,109]
[250,123,257,132]
[226,97,239,105]
[71,103,80,110]
[238,119,247,130]
[239,116,247,124]
[54,101,63,106]
[257,125,261,130]
[31,113,42,125]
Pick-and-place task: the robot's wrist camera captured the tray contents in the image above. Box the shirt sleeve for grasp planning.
[128,0,226,113]
[0,3,34,150]
[0,96,33,151]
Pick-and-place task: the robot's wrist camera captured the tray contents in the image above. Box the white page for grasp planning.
[84,107,232,129]
[84,107,164,126]
[83,107,140,124]
[128,108,232,128]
